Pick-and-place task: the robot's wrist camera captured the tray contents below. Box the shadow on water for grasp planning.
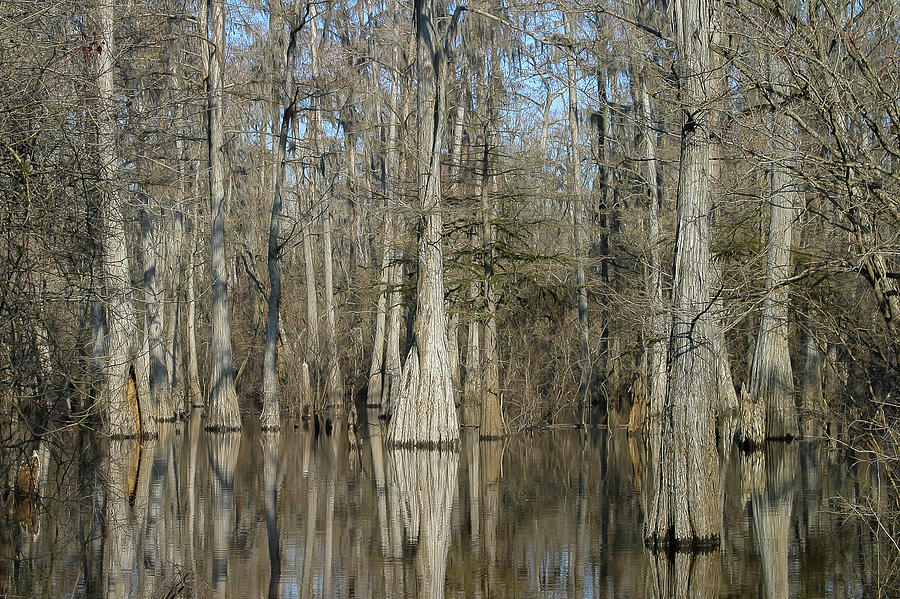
[0,413,892,598]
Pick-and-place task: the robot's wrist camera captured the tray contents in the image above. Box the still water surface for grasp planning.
[2,409,884,598]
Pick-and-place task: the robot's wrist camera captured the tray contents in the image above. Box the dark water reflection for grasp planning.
[0,409,887,598]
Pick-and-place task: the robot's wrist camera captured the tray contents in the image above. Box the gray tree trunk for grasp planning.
[261,0,303,431]
[301,181,320,381]
[381,259,403,418]
[647,0,722,549]
[367,240,390,407]
[564,13,592,413]
[387,0,459,447]
[205,0,241,430]
[636,73,667,431]
[710,260,740,447]
[185,226,204,407]
[461,279,481,427]
[140,191,173,426]
[165,52,188,413]
[801,316,825,436]
[135,325,152,435]
[745,56,800,443]
[97,0,139,439]
[380,38,403,419]
[322,206,344,413]
[480,46,502,438]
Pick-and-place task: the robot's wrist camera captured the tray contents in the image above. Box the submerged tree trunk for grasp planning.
[380,38,404,419]
[368,241,390,407]
[164,47,188,414]
[461,281,481,427]
[636,73,667,431]
[710,260,740,446]
[185,224,204,407]
[563,13,592,412]
[97,0,138,439]
[647,0,721,549]
[801,315,825,436]
[382,259,403,418]
[205,0,241,431]
[140,191,173,426]
[261,0,303,431]
[745,57,799,443]
[321,206,344,412]
[480,45,502,439]
[387,0,459,447]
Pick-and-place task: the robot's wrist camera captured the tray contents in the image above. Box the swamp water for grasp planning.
[0,409,887,598]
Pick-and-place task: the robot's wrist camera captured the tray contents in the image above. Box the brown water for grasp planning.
[0,409,890,598]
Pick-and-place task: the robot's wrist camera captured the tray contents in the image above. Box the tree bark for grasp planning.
[322,206,344,413]
[97,0,139,439]
[461,279,481,426]
[140,191,173,425]
[367,239,390,407]
[382,259,403,418]
[380,36,404,419]
[745,59,800,444]
[563,13,592,414]
[165,50,188,413]
[387,0,459,447]
[801,315,825,436]
[185,222,204,407]
[480,45,502,438]
[636,73,667,431]
[647,0,721,549]
[206,0,241,430]
[262,0,303,431]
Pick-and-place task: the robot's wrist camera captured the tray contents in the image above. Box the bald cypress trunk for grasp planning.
[564,13,592,412]
[480,45,502,439]
[745,56,800,444]
[382,260,404,418]
[140,191,172,427]
[185,227,204,407]
[380,38,404,419]
[368,240,390,408]
[635,73,667,431]
[97,0,139,439]
[205,0,240,431]
[386,0,459,447]
[261,0,302,431]
[647,0,721,549]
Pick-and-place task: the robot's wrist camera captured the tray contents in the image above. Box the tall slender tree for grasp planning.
[97,0,140,438]
[261,0,306,431]
[205,0,241,431]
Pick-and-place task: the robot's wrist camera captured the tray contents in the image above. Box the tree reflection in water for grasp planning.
[262,430,281,599]
[0,424,888,597]
[387,446,459,599]
[208,431,240,596]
